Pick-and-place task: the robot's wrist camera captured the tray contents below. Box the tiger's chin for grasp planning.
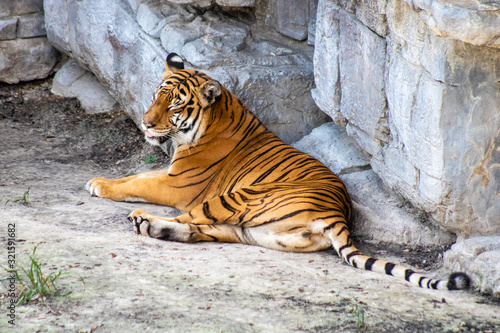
[144,133,170,146]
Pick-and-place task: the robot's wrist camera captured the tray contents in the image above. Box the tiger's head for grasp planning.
[142,53,222,147]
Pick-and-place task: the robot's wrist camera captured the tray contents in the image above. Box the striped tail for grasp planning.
[325,221,470,291]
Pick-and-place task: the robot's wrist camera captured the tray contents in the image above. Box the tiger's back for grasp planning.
[151,67,349,215]
[87,53,470,291]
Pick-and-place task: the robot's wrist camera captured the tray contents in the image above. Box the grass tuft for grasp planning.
[5,187,31,205]
[350,303,366,332]
[11,246,72,305]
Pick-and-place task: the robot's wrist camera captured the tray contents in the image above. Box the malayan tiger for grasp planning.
[86,53,470,291]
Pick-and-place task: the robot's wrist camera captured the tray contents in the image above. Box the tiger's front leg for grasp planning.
[86,175,140,201]
[86,170,188,207]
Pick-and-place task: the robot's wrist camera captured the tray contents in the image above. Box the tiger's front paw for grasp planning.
[86,178,120,199]
[85,178,110,198]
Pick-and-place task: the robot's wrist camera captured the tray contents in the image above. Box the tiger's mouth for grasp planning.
[144,129,170,146]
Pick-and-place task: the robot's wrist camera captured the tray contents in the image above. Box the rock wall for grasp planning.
[313,0,500,238]
[43,0,329,144]
[0,0,59,83]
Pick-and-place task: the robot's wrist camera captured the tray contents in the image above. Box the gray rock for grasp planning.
[215,0,255,6]
[0,0,43,17]
[381,28,500,236]
[312,4,389,156]
[136,2,192,39]
[0,18,17,40]
[311,0,343,125]
[0,37,57,84]
[338,12,388,156]
[407,0,500,48]
[17,12,46,38]
[329,0,389,37]
[444,236,500,297]
[355,0,389,37]
[165,0,212,8]
[161,12,249,68]
[52,60,119,114]
[307,0,318,45]
[344,169,456,247]
[136,3,165,38]
[276,0,311,41]
[293,122,370,175]
[125,0,141,13]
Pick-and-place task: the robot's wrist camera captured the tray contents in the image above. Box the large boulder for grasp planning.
[51,60,120,114]
[43,0,329,143]
[312,0,500,239]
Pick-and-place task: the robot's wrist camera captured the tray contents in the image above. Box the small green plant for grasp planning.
[350,303,366,333]
[473,274,482,292]
[5,187,31,205]
[144,155,157,165]
[12,246,71,305]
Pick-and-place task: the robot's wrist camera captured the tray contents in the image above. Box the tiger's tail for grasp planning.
[325,220,470,290]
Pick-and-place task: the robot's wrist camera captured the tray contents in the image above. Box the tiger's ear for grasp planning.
[162,53,184,80]
[197,80,221,108]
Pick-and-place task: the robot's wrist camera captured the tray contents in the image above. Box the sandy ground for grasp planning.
[0,79,499,332]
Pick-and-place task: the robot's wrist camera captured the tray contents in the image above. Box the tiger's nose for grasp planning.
[143,121,156,129]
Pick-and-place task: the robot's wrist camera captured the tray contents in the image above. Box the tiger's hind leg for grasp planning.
[233,220,333,252]
[128,209,332,252]
[129,182,348,250]
[129,209,246,244]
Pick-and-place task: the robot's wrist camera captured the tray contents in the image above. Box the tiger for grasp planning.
[86,53,470,291]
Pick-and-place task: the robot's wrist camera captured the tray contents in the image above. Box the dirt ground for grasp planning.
[0,79,499,332]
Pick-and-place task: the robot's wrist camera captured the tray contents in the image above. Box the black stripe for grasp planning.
[241,227,255,245]
[404,269,415,282]
[219,195,237,214]
[276,240,287,248]
[223,90,230,110]
[431,280,439,290]
[323,221,343,232]
[336,226,348,236]
[337,238,353,254]
[170,174,214,188]
[364,258,376,271]
[252,162,283,185]
[202,202,216,223]
[251,208,327,224]
[384,263,395,276]
[345,251,362,263]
